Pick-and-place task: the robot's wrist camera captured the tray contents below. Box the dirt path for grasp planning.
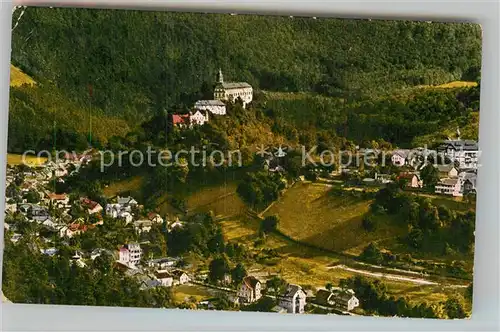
[328,265,467,288]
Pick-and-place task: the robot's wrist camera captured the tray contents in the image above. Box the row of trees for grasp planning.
[339,276,469,318]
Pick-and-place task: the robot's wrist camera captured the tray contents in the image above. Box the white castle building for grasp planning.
[213,69,253,108]
[194,100,226,115]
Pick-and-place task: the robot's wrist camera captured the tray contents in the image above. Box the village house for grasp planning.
[118,243,143,267]
[435,178,463,197]
[148,212,164,224]
[154,270,174,287]
[459,171,477,195]
[398,173,422,188]
[172,114,191,128]
[190,110,209,126]
[171,270,190,285]
[194,99,227,115]
[147,257,178,269]
[133,219,153,233]
[47,193,69,209]
[213,69,253,108]
[391,150,410,167]
[315,288,359,312]
[437,139,479,169]
[278,284,307,314]
[437,164,459,178]
[117,196,138,208]
[80,197,103,215]
[237,276,262,304]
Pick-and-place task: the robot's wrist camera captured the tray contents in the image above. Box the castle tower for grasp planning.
[216,68,224,84]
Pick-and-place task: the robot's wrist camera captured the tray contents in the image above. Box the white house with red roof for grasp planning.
[118,243,142,266]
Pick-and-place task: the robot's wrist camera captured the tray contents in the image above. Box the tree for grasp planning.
[25,190,41,204]
[231,263,247,286]
[420,164,439,191]
[444,297,467,319]
[260,215,280,234]
[407,227,424,249]
[360,243,384,264]
[362,214,377,231]
[266,276,287,299]
[208,256,230,283]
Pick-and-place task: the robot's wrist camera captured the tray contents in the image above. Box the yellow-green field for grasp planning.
[263,182,407,254]
[10,65,35,87]
[103,176,144,198]
[187,183,247,219]
[172,284,213,303]
[7,153,47,166]
[219,215,463,307]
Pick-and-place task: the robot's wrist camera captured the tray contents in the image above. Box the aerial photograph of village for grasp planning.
[2,7,481,319]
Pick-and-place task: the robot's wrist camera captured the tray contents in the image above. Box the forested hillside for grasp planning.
[11,8,482,119]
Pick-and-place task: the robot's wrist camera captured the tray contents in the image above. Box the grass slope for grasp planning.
[264,182,407,254]
[10,65,35,87]
[7,153,47,166]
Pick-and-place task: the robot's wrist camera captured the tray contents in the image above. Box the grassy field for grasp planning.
[263,182,407,254]
[219,213,463,308]
[10,65,35,87]
[172,284,213,303]
[7,153,47,166]
[103,175,144,198]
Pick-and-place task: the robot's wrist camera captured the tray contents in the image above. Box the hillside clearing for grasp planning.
[10,65,35,87]
[7,153,47,166]
[103,176,144,198]
[264,182,406,254]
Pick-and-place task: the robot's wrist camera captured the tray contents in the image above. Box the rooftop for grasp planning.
[218,82,252,89]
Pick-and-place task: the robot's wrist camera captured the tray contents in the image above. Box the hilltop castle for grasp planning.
[213,69,253,108]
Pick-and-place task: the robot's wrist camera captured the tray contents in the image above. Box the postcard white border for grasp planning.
[1,0,499,331]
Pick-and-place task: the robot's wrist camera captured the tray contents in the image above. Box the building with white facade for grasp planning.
[437,139,479,169]
[435,178,463,197]
[213,69,253,108]
[194,100,227,115]
[119,243,142,266]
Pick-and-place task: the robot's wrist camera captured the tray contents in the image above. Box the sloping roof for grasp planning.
[171,269,187,278]
[47,193,67,200]
[155,271,173,279]
[438,140,478,151]
[219,82,252,89]
[437,164,456,173]
[438,178,460,186]
[242,276,260,289]
[195,100,225,107]
[392,149,410,158]
[282,284,302,298]
[315,289,334,305]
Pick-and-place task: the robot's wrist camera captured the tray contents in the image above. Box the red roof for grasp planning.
[80,197,100,209]
[48,193,67,200]
[172,114,190,125]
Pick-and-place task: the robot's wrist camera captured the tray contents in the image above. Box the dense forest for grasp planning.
[11,8,482,120]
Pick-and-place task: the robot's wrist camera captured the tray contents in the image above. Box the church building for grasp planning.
[213,69,253,108]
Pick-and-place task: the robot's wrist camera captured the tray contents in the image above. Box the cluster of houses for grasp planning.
[235,276,359,314]
[172,69,253,128]
[390,138,478,197]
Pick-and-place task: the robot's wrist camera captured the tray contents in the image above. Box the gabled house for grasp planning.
[171,270,190,285]
[315,288,359,312]
[190,110,209,126]
[391,150,410,167]
[238,276,262,304]
[172,114,191,128]
[278,284,307,314]
[437,164,459,178]
[117,196,138,208]
[398,173,422,188]
[435,178,463,197]
[154,270,174,287]
[47,193,69,208]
